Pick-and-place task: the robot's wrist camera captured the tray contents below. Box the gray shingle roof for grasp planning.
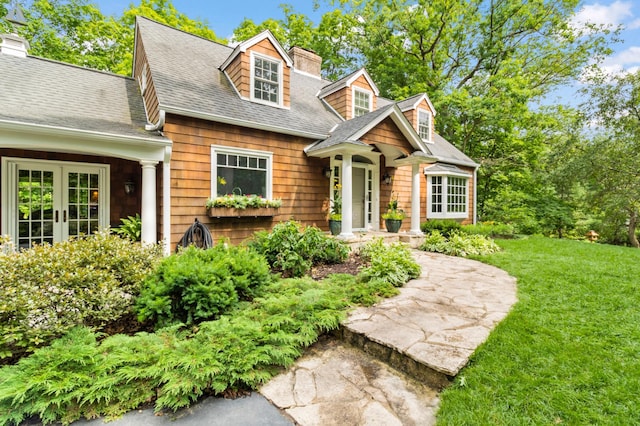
[136,17,341,138]
[429,134,478,167]
[0,53,166,141]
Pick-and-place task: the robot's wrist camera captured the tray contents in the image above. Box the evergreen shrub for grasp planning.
[0,231,162,362]
[420,219,462,237]
[135,244,272,328]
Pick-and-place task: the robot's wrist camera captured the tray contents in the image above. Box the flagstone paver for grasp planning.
[261,250,517,425]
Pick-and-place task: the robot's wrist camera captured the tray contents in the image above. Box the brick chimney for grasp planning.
[288,46,322,78]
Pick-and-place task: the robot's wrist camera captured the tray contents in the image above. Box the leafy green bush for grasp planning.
[0,231,162,362]
[135,244,272,328]
[358,238,421,287]
[113,214,142,241]
[461,221,515,238]
[249,220,349,277]
[420,231,501,257]
[421,219,462,237]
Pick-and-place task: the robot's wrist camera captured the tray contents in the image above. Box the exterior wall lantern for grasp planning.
[124,180,136,195]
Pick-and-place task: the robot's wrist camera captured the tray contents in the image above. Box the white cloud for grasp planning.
[572,1,633,27]
[629,18,640,29]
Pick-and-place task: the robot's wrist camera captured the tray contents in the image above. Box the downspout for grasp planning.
[473,166,478,224]
[145,110,165,132]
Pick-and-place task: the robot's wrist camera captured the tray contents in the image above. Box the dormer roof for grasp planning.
[317,67,379,99]
[397,93,436,116]
[220,29,293,71]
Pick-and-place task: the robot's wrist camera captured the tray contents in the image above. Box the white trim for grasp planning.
[210,145,274,200]
[399,93,437,117]
[220,30,293,71]
[331,157,379,231]
[352,86,373,118]
[0,120,170,162]
[318,68,380,99]
[426,174,469,220]
[250,51,285,108]
[162,146,172,255]
[1,157,110,245]
[417,108,433,143]
[222,69,247,100]
[138,62,148,95]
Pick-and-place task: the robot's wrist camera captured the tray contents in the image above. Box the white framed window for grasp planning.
[353,87,372,117]
[211,145,273,199]
[426,174,469,219]
[418,108,432,141]
[250,52,282,106]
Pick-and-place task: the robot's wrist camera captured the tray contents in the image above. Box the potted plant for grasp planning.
[328,185,342,235]
[382,194,405,233]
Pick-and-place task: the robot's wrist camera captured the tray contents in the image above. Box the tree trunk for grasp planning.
[629,210,639,248]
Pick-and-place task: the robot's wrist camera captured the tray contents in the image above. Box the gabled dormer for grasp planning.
[398,93,436,143]
[318,68,379,120]
[220,30,293,109]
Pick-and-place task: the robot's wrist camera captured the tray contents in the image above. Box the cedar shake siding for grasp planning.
[133,33,161,125]
[163,115,328,246]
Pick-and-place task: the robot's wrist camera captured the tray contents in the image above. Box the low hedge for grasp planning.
[0,231,162,363]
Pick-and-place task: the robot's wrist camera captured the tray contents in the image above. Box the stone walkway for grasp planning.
[261,251,517,425]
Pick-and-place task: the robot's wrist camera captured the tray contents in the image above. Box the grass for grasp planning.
[436,236,640,425]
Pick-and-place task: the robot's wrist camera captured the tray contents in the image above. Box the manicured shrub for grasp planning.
[420,230,501,257]
[421,219,462,237]
[358,238,421,287]
[135,244,272,328]
[249,220,349,277]
[460,221,515,238]
[0,231,162,363]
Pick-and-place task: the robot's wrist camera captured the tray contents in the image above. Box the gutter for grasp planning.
[145,110,165,132]
[0,119,171,147]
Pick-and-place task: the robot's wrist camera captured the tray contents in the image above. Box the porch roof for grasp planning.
[0,54,168,143]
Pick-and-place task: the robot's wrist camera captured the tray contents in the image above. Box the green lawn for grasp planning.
[436,236,640,425]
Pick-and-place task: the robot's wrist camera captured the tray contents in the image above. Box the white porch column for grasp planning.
[140,160,158,245]
[339,153,355,239]
[410,162,423,235]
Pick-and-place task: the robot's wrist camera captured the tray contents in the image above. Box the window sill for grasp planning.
[207,207,279,218]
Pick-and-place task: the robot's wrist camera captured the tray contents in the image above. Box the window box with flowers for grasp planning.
[206,193,282,218]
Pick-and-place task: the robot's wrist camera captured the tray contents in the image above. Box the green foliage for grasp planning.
[0,235,425,423]
[249,220,349,277]
[0,231,162,362]
[438,237,640,424]
[206,194,282,209]
[358,238,421,287]
[135,244,272,328]
[420,231,501,257]
[113,213,142,241]
[461,222,515,238]
[420,219,462,237]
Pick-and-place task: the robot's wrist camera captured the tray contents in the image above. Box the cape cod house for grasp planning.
[0,15,478,253]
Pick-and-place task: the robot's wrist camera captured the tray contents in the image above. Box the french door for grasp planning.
[2,158,109,249]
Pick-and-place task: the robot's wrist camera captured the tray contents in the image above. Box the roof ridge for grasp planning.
[136,15,231,51]
[5,54,135,81]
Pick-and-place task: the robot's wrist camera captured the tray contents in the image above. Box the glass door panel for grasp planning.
[66,171,101,239]
[16,166,58,249]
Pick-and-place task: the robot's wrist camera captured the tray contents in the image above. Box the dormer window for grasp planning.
[418,108,432,141]
[353,87,372,117]
[251,52,282,106]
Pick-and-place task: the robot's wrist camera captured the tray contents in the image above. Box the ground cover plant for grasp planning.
[437,237,640,424]
[249,220,349,277]
[0,231,162,363]
[0,238,420,425]
[420,230,501,257]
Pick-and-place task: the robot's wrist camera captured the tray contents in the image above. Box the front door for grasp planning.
[352,168,365,229]
[2,158,109,249]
